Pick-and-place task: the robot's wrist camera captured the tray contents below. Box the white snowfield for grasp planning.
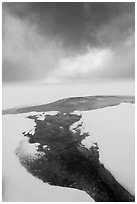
[75,103,134,195]
[2,113,94,202]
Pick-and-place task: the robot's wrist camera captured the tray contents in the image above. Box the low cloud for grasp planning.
[46,33,134,83]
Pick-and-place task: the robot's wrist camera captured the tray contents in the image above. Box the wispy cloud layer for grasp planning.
[2,3,135,83]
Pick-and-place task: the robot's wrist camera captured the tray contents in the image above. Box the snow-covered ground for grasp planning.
[2,113,93,202]
[80,103,135,195]
[2,105,134,201]
[2,82,134,201]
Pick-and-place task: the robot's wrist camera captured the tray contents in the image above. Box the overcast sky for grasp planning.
[2,2,135,83]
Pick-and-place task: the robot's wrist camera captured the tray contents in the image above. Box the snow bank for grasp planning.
[81,103,135,195]
[2,113,94,202]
